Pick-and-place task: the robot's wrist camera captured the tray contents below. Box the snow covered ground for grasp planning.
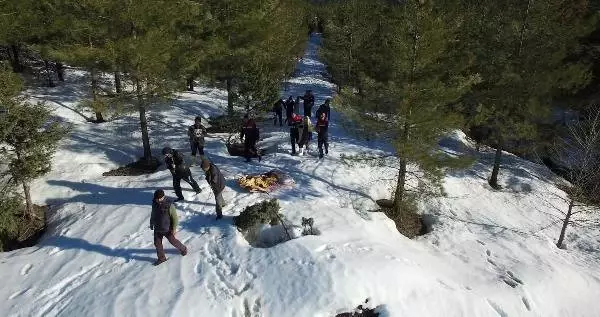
[2,34,600,317]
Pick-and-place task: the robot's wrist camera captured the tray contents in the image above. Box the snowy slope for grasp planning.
[2,34,600,317]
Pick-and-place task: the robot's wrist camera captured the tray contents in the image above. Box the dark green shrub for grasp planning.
[233,199,281,232]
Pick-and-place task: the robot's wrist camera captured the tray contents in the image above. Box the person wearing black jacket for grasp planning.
[284,96,294,124]
[289,113,302,155]
[240,115,261,162]
[273,99,284,126]
[201,159,226,219]
[316,112,329,159]
[187,116,207,166]
[299,90,315,117]
[162,147,201,201]
[315,99,331,122]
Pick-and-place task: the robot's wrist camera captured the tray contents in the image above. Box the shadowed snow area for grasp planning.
[1,34,599,317]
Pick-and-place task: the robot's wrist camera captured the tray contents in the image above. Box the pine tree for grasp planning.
[462,0,594,189]
[49,0,118,122]
[320,0,375,91]
[203,0,308,115]
[332,0,478,218]
[108,1,186,164]
[0,64,68,218]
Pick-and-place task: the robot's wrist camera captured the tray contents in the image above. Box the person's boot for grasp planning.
[153,258,167,266]
[189,155,196,166]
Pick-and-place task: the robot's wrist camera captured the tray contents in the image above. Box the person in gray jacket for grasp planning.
[149,189,187,266]
[201,159,226,219]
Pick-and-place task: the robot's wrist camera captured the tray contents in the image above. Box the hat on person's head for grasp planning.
[195,116,202,122]
[201,158,210,170]
[325,98,330,104]
[162,147,172,155]
[153,189,165,200]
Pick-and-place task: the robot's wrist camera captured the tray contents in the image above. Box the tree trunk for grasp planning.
[91,68,104,123]
[22,182,34,218]
[186,77,194,91]
[556,199,575,248]
[393,158,408,216]
[489,138,503,189]
[55,62,65,81]
[226,78,234,116]
[137,81,152,161]
[44,60,55,87]
[95,112,105,122]
[9,44,23,73]
[114,71,122,94]
[517,0,533,57]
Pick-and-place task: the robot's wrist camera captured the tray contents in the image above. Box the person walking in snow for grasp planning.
[201,158,226,220]
[162,146,201,201]
[284,96,294,124]
[150,189,187,265]
[297,115,314,155]
[273,98,284,127]
[240,114,261,162]
[315,99,331,123]
[316,112,329,159]
[187,116,207,166]
[294,96,301,114]
[289,113,302,155]
[299,90,315,118]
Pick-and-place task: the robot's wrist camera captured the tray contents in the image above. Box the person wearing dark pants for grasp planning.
[289,114,301,155]
[299,90,315,118]
[150,189,187,266]
[316,99,331,123]
[187,116,207,166]
[162,147,201,201]
[284,96,294,124]
[240,115,261,162]
[273,99,284,126]
[201,159,226,219]
[316,112,329,159]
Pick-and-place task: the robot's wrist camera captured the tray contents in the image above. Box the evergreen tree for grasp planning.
[461,0,594,189]
[108,0,188,164]
[320,0,375,91]
[0,64,68,218]
[331,0,478,217]
[203,0,308,115]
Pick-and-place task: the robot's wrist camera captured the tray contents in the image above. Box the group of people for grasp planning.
[150,115,226,265]
[149,91,333,265]
[274,90,332,158]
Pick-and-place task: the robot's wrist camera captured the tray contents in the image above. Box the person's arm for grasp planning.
[169,205,178,232]
[150,205,156,229]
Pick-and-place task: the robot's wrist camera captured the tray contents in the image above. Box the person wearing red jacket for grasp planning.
[316,112,329,159]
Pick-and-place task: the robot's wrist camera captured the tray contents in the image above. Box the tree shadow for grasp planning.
[45,179,165,206]
[41,235,180,263]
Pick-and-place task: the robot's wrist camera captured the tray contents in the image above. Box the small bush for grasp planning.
[206,113,244,133]
[0,193,46,252]
[233,199,282,232]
